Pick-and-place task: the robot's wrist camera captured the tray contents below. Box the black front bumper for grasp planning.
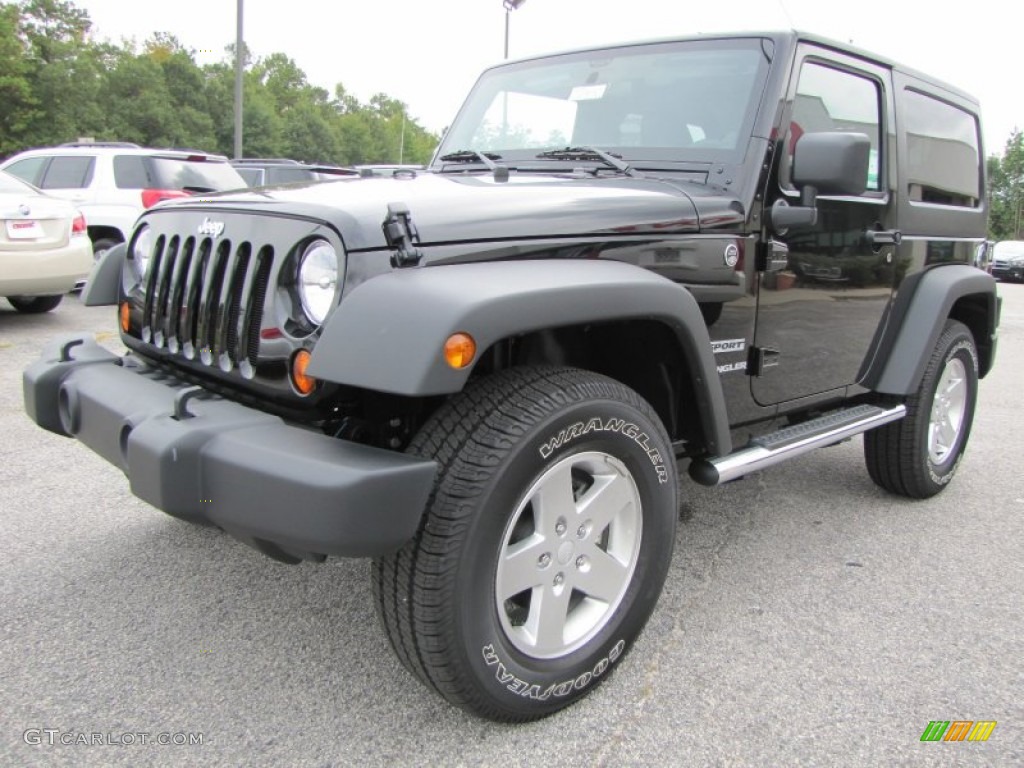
[23,336,437,561]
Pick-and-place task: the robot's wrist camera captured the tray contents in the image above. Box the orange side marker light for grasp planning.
[444,333,476,369]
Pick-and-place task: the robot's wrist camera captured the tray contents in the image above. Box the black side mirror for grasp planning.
[793,132,870,198]
[770,132,871,232]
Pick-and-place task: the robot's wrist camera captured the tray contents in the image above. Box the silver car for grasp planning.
[0,171,92,313]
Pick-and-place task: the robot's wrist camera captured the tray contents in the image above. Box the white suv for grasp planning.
[0,143,247,262]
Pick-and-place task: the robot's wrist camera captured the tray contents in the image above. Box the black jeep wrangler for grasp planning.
[24,31,999,721]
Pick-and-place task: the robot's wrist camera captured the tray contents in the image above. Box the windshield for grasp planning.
[435,38,770,167]
[150,158,247,191]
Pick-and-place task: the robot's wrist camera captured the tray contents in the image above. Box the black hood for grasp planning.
[161,171,746,251]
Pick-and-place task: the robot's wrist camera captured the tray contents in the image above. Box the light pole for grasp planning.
[233,0,244,159]
[503,0,526,59]
[398,110,406,164]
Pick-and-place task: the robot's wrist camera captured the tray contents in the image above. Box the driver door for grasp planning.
[753,49,898,406]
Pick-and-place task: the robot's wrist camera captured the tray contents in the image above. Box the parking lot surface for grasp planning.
[1,288,1021,767]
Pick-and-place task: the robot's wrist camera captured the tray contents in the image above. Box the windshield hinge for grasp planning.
[382,202,423,268]
[748,346,781,377]
[755,239,789,272]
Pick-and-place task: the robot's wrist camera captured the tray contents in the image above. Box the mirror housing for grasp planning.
[770,131,871,233]
[793,131,870,198]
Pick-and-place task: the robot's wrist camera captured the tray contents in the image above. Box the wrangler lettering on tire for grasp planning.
[372,368,678,721]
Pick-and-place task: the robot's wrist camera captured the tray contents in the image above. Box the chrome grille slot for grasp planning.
[165,237,194,354]
[214,243,252,372]
[151,236,179,347]
[196,239,231,365]
[240,247,273,377]
[181,239,211,360]
[141,236,165,343]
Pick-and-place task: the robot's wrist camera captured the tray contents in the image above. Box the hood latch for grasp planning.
[382,202,424,268]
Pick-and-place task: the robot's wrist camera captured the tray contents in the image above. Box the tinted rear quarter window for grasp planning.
[113,155,153,188]
[39,156,95,189]
[903,89,980,207]
[235,167,264,186]
[266,167,318,184]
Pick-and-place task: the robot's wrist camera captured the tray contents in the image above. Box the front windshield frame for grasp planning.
[434,37,772,168]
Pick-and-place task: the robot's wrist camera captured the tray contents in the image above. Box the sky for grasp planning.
[74,0,1020,155]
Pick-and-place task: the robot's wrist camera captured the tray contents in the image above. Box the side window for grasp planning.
[269,168,317,184]
[785,61,882,192]
[903,89,980,207]
[235,167,262,186]
[113,155,152,188]
[4,157,48,186]
[39,156,95,189]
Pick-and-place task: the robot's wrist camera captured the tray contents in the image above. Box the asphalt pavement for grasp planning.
[1,287,1021,767]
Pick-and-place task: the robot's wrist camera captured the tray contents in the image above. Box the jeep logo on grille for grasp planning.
[197,218,225,238]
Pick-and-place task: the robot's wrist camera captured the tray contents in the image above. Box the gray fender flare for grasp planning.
[866,265,998,395]
[308,259,732,455]
[81,243,126,307]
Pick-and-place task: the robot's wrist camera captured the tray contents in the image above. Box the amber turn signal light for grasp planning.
[444,333,476,369]
[119,302,131,333]
[291,349,317,395]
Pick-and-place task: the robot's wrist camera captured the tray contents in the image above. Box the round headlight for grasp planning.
[131,224,154,281]
[298,239,340,325]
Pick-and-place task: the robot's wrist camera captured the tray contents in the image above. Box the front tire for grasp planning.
[864,320,978,498]
[372,367,678,721]
[7,295,63,313]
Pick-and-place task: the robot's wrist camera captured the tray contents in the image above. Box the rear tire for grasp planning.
[864,320,978,498]
[372,367,678,721]
[8,295,63,313]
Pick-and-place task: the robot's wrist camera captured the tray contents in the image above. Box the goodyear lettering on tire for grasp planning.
[481,640,625,700]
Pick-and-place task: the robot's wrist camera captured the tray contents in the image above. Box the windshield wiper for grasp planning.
[535,146,636,177]
[438,150,509,182]
[439,150,503,168]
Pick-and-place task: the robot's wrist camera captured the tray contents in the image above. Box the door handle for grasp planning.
[866,229,902,247]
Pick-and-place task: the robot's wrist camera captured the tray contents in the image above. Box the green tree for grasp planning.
[0,3,36,156]
[203,56,285,158]
[103,49,213,148]
[988,129,1024,240]
[281,102,339,163]
[252,52,310,112]
[1,0,440,166]
[144,34,216,149]
[15,0,107,145]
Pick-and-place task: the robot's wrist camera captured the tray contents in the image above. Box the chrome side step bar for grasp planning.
[689,404,906,486]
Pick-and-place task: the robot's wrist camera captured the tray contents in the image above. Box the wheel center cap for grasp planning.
[557,540,575,565]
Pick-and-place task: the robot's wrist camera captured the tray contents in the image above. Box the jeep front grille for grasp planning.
[141,234,273,377]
